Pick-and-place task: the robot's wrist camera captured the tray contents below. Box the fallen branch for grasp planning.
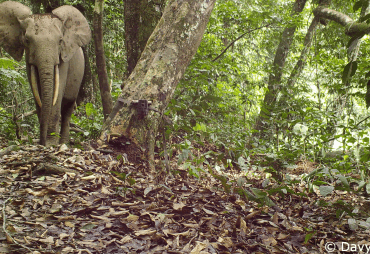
[33,163,79,175]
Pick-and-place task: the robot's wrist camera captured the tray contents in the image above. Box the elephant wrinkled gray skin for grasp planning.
[0,1,91,146]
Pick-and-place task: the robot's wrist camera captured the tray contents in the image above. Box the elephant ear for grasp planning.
[52,6,91,62]
[0,1,32,61]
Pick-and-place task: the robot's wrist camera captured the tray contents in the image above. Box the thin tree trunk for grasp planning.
[77,46,93,106]
[286,17,319,89]
[93,0,113,119]
[285,0,332,95]
[124,0,141,76]
[124,0,165,78]
[99,0,216,169]
[254,0,307,134]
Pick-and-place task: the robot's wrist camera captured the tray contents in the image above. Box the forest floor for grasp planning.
[0,138,370,254]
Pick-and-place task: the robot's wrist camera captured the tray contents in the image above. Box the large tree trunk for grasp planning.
[123,0,165,78]
[99,0,216,169]
[93,0,113,119]
[254,0,307,134]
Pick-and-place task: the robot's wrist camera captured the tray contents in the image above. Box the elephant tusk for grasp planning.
[30,65,42,108]
[53,65,59,106]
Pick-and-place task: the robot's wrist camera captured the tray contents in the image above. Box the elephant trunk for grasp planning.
[36,65,57,146]
[31,65,59,108]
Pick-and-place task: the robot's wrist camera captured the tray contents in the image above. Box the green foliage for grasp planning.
[0,56,38,141]
[110,169,136,197]
[71,103,104,141]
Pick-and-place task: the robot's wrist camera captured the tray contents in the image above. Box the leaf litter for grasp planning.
[0,142,370,254]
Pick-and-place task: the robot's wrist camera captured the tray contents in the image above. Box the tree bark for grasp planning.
[313,1,370,108]
[99,0,216,169]
[93,0,113,119]
[124,0,141,76]
[313,7,370,37]
[284,0,330,96]
[77,46,93,106]
[286,17,319,88]
[254,0,307,133]
[124,0,165,78]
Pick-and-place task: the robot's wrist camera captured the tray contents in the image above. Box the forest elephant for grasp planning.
[0,1,91,146]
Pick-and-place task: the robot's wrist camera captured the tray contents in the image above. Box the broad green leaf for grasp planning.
[357,180,366,191]
[319,186,334,197]
[359,13,370,22]
[251,188,267,198]
[354,0,364,12]
[366,183,370,194]
[304,232,315,244]
[337,175,350,189]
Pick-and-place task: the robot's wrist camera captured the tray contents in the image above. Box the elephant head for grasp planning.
[0,1,91,145]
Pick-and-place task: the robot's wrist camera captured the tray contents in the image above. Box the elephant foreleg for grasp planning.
[47,104,61,146]
[60,101,75,144]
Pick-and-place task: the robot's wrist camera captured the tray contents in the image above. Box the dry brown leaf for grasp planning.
[64,221,74,228]
[59,233,69,240]
[245,210,260,220]
[76,240,98,247]
[101,186,111,194]
[173,202,186,210]
[124,214,139,222]
[262,236,278,246]
[134,229,157,236]
[272,211,279,224]
[240,217,247,233]
[183,223,199,228]
[55,215,76,221]
[168,229,191,236]
[190,240,207,254]
[202,208,214,215]
[217,236,233,248]
[277,233,289,240]
[25,188,49,197]
[118,235,133,244]
[144,186,153,196]
[81,175,96,180]
[50,203,63,213]
[39,236,54,244]
[90,215,112,222]
[111,210,129,216]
